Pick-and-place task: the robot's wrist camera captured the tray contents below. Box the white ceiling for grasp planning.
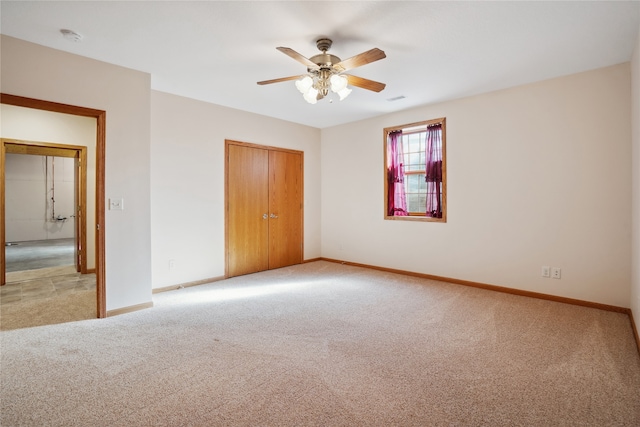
[1,1,639,129]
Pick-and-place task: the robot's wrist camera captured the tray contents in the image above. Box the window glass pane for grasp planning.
[415,133,422,152]
[417,175,425,192]
[418,174,427,190]
[402,132,427,174]
[409,152,421,167]
[408,134,421,153]
[406,174,419,192]
[407,194,421,213]
[404,173,426,212]
[418,194,427,210]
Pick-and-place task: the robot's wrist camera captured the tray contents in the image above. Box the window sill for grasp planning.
[384,215,446,223]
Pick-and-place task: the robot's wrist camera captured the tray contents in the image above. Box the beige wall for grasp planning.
[1,105,97,269]
[1,35,152,311]
[321,63,632,307]
[631,19,640,333]
[150,91,321,289]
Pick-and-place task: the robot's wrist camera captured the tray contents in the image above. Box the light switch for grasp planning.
[109,198,124,211]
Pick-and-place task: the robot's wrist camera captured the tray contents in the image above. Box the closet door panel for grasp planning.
[227,144,269,277]
[268,150,302,270]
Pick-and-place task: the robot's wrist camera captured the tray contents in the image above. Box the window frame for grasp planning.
[383,117,447,223]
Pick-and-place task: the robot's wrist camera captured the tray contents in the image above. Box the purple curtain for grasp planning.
[387,130,407,216]
[425,124,443,218]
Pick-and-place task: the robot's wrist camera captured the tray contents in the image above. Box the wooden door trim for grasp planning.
[224,139,304,277]
[2,139,88,274]
[1,93,106,318]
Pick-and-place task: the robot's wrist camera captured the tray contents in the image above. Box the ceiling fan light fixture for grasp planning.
[336,87,352,101]
[329,74,348,92]
[258,38,386,103]
[303,87,319,104]
[295,75,313,93]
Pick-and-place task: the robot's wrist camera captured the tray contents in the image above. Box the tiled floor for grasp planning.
[2,239,96,329]
[1,270,96,306]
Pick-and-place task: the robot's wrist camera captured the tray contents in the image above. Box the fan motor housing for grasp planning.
[309,53,341,69]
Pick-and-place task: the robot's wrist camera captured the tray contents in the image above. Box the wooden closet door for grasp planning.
[227,144,269,277]
[268,150,302,269]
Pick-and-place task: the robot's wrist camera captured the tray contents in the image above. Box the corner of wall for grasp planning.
[631,17,640,351]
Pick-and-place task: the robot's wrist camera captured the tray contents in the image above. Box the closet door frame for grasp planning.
[224,139,304,278]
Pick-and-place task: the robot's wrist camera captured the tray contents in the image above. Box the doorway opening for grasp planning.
[1,93,106,319]
[2,140,94,330]
[4,142,89,277]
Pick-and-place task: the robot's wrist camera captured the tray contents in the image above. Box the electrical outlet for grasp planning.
[552,267,561,279]
[541,266,550,278]
[169,259,175,271]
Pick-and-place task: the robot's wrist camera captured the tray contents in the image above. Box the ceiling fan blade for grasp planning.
[333,48,386,72]
[257,75,305,85]
[346,75,386,92]
[276,47,320,70]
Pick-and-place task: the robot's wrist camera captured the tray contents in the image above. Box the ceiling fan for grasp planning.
[257,38,386,104]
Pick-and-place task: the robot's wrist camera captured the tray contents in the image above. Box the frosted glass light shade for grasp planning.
[330,74,348,92]
[337,87,352,101]
[295,76,313,93]
[303,87,319,104]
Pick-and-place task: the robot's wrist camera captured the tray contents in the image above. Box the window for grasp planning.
[384,118,446,222]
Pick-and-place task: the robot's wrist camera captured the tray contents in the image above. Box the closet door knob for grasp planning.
[270,213,278,219]
[262,213,268,219]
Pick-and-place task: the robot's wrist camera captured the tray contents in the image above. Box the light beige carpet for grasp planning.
[1,261,639,426]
